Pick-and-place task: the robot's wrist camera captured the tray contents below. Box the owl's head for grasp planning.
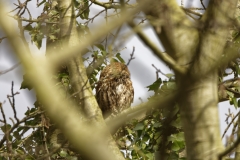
[100,62,130,79]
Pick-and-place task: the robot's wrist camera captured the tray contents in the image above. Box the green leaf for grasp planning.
[74,0,81,7]
[59,150,68,157]
[131,150,137,159]
[115,53,125,63]
[238,99,240,107]
[13,131,21,140]
[227,91,234,98]
[69,157,78,160]
[146,78,162,92]
[1,124,11,133]
[170,116,182,129]
[48,34,57,41]
[101,50,107,56]
[24,155,34,160]
[112,58,119,63]
[51,153,58,159]
[236,87,240,92]
[229,97,238,108]
[232,30,239,39]
[141,143,146,149]
[34,34,43,49]
[95,44,105,50]
[168,152,179,160]
[142,135,149,142]
[79,0,89,20]
[134,122,144,131]
[24,24,33,31]
[153,122,162,128]
[175,132,185,141]
[153,144,159,151]
[16,148,25,155]
[165,73,174,78]
[126,128,133,134]
[171,142,180,151]
[167,81,176,90]
[168,134,176,142]
[25,107,36,116]
[145,153,154,159]
[21,73,33,90]
[233,97,238,108]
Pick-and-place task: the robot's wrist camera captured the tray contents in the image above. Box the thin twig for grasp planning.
[226,87,240,95]
[0,110,44,147]
[16,17,31,53]
[11,81,20,123]
[127,21,186,75]
[182,7,203,17]
[219,135,240,160]
[9,118,15,125]
[84,9,105,25]
[36,140,68,160]
[222,111,240,139]
[76,2,93,18]
[90,0,120,9]
[42,124,51,160]
[152,64,168,79]
[0,62,20,75]
[0,102,12,156]
[126,46,135,66]
[200,0,206,10]
[9,15,58,24]
[138,97,143,103]
[0,36,7,43]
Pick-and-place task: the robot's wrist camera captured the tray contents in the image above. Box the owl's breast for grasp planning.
[116,84,125,94]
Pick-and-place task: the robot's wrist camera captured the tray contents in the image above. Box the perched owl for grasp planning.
[96,62,134,117]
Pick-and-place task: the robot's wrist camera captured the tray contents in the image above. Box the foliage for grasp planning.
[109,76,186,160]
[1,0,240,160]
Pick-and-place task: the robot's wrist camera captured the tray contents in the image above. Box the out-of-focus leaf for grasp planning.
[95,44,104,50]
[116,53,125,63]
[24,24,33,31]
[146,78,162,92]
[133,122,144,131]
[20,73,33,90]
[165,73,174,78]
[59,150,68,157]
[1,124,11,133]
[79,0,89,19]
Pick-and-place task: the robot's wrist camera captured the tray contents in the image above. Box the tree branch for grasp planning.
[128,21,186,75]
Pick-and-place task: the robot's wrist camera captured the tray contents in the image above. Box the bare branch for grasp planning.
[36,140,68,160]
[0,109,44,147]
[128,21,186,75]
[218,135,240,160]
[222,111,240,139]
[200,0,207,10]
[126,46,135,66]
[0,36,7,43]
[0,62,20,75]
[8,81,20,123]
[182,7,203,17]
[152,64,168,79]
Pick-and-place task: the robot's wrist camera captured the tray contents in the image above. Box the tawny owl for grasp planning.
[96,62,134,117]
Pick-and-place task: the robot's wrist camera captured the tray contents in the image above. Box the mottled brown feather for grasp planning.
[96,62,134,117]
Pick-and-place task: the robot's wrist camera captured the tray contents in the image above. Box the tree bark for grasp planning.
[145,0,238,159]
[57,0,125,159]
